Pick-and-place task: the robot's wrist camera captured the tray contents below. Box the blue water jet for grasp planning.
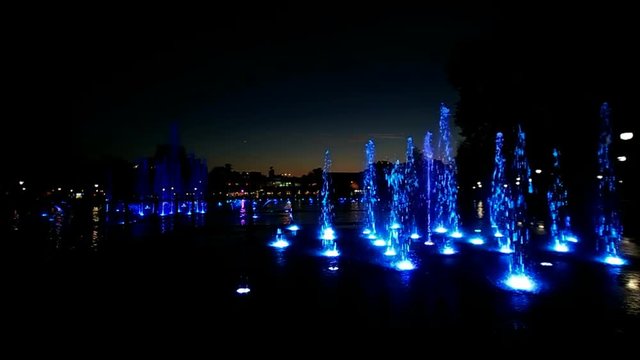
[362,139,378,239]
[547,148,575,252]
[319,150,338,256]
[423,131,435,245]
[489,132,513,252]
[595,103,624,265]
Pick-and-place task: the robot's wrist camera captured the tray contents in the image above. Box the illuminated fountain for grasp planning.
[433,103,460,253]
[489,132,513,253]
[595,103,625,265]
[547,148,576,252]
[503,126,536,292]
[319,150,339,257]
[270,228,290,248]
[385,157,414,270]
[510,126,531,250]
[362,139,380,243]
[423,131,435,246]
[404,137,420,242]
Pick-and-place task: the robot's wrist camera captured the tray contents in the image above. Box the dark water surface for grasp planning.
[4,203,639,344]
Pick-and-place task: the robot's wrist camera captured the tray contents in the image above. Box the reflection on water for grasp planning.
[475,200,484,219]
[621,271,640,315]
[90,206,102,252]
[160,216,174,234]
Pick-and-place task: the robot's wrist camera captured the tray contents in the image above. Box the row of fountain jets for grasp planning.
[268,102,625,293]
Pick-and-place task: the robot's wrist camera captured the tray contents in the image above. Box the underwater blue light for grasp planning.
[287,224,300,231]
[442,246,456,255]
[323,248,340,257]
[384,248,397,256]
[424,240,435,246]
[373,239,386,247]
[566,235,578,243]
[390,223,401,230]
[552,243,569,252]
[434,226,448,234]
[328,265,339,271]
[395,260,415,271]
[270,239,290,248]
[494,231,504,238]
[367,234,378,240]
[362,229,372,235]
[474,229,482,233]
[499,245,513,254]
[450,231,463,238]
[410,233,421,239]
[505,274,536,292]
[540,262,553,267]
[469,237,484,245]
[603,255,626,266]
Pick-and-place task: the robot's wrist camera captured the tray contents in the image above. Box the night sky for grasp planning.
[6,3,633,177]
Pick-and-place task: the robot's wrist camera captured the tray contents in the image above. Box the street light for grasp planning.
[620,132,634,141]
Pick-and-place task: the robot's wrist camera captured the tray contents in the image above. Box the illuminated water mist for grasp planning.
[362,139,378,240]
[490,132,512,253]
[434,104,460,239]
[595,103,624,265]
[547,148,575,252]
[319,150,338,256]
[405,137,420,241]
[385,157,414,270]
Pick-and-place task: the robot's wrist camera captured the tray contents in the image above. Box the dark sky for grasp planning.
[7,3,632,177]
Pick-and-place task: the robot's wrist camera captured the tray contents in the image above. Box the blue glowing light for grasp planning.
[603,255,626,266]
[469,237,484,245]
[494,231,504,238]
[328,265,339,271]
[566,235,578,243]
[367,234,378,240]
[323,248,340,257]
[373,239,387,247]
[41,212,48,217]
[474,229,482,233]
[395,260,415,271]
[504,274,536,292]
[270,239,290,248]
[551,242,569,253]
[450,231,463,238]
[362,229,372,235]
[321,227,336,241]
[287,224,300,231]
[540,262,553,267]
[410,233,421,240]
[424,240,435,246]
[384,247,397,256]
[390,223,401,230]
[434,226,448,234]
[499,245,514,254]
[441,246,457,255]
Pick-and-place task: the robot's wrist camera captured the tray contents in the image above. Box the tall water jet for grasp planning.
[404,137,420,240]
[434,103,461,241]
[595,103,624,265]
[503,126,536,291]
[547,148,576,252]
[319,150,339,257]
[423,131,435,245]
[386,160,413,269]
[490,132,513,253]
[362,139,378,240]
[511,126,531,250]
